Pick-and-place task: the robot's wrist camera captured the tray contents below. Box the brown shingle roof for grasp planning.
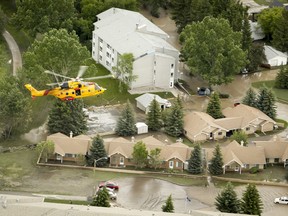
[47,133,91,156]
[254,141,288,161]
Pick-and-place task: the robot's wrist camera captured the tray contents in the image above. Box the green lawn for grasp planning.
[254,0,288,5]
[252,80,288,103]
[44,198,90,205]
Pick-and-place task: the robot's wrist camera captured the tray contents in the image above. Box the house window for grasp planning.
[275,158,280,163]
[246,127,250,131]
[218,132,222,135]
[120,157,124,165]
[169,161,174,169]
[176,161,179,168]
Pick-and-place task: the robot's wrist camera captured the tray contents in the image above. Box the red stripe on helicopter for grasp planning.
[44,90,50,95]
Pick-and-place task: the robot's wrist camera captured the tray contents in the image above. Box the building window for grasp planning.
[100,47,102,51]
[176,161,179,168]
[106,52,110,57]
[275,158,280,163]
[218,132,222,135]
[99,55,102,61]
[171,64,174,69]
[107,44,111,49]
[99,38,103,43]
[112,58,114,62]
[106,61,110,66]
[92,51,95,56]
[171,73,173,77]
[246,127,250,131]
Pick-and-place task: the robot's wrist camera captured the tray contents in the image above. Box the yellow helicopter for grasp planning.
[25,66,112,101]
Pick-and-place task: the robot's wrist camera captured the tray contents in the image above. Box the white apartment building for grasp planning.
[92,8,179,90]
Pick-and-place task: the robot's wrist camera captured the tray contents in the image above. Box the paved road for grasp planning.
[2,30,22,76]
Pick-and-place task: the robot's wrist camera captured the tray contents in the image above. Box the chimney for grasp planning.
[136,23,139,30]
[70,131,73,138]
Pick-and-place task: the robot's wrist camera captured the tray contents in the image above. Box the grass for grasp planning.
[219,165,286,182]
[252,80,288,103]
[44,198,90,205]
[254,0,288,5]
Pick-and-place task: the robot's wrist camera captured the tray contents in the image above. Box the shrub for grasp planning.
[249,167,259,174]
[219,93,230,98]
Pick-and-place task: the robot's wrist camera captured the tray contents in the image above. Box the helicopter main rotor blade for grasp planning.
[83,75,114,80]
[46,82,61,86]
[76,66,88,79]
[44,70,72,80]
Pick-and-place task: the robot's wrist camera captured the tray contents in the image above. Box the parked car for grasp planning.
[274,197,288,204]
[99,181,119,190]
[96,187,117,200]
[197,87,212,96]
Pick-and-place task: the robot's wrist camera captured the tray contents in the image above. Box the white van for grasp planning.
[274,197,288,204]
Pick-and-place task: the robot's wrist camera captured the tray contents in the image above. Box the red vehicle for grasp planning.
[98,181,119,190]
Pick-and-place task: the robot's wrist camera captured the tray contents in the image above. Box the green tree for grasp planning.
[206,92,223,119]
[180,16,247,86]
[256,87,277,120]
[0,6,7,33]
[0,75,32,140]
[274,66,288,89]
[247,43,266,72]
[115,101,137,136]
[190,0,212,23]
[188,143,203,174]
[272,9,288,53]
[241,13,252,52]
[258,7,284,41]
[170,0,192,33]
[112,53,137,92]
[209,144,224,175]
[12,0,75,36]
[47,99,87,136]
[88,134,108,167]
[132,141,148,168]
[147,98,162,131]
[164,100,184,137]
[22,29,90,88]
[242,88,257,108]
[35,140,55,162]
[215,182,240,213]
[230,130,248,146]
[91,187,110,207]
[162,194,174,212]
[149,148,162,170]
[241,184,263,216]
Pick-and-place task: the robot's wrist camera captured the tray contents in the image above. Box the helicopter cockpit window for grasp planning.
[61,82,69,89]
[95,84,101,90]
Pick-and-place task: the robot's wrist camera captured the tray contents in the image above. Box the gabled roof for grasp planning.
[184,112,227,138]
[94,8,177,58]
[205,141,266,167]
[254,140,288,161]
[264,45,288,60]
[47,133,91,156]
[214,117,243,130]
[105,136,191,162]
[222,104,276,128]
[136,93,167,108]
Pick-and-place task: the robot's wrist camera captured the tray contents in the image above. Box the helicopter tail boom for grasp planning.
[25,84,48,98]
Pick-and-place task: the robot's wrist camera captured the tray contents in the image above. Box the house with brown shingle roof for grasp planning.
[254,140,288,167]
[205,141,266,174]
[47,132,91,163]
[184,104,276,142]
[105,136,192,170]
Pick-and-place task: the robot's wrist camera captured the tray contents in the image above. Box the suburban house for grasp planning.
[92,8,179,90]
[47,132,91,163]
[205,141,266,174]
[254,139,288,167]
[135,93,170,113]
[264,45,288,67]
[183,112,228,142]
[105,136,191,170]
[184,104,276,142]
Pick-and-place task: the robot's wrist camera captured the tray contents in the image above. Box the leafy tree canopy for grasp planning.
[180,16,247,85]
[0,6,7,33]
[0,75,32,140]
[272,9,288,52]
[22,29,90,88]
[36,140,55,162]
[247,43,266,72]
[132,141,148,168]
[230,130,248,146]
[12,0,75,36]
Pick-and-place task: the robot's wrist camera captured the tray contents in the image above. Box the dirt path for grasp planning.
[2,30,22,76]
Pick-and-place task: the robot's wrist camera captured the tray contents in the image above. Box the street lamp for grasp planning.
[94,157,107,172]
